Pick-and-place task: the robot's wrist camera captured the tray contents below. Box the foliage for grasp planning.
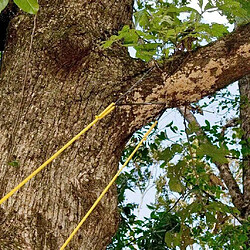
[103,3,250,249]
[103,0,249,61]
[108,82,249,249]
[0,0,39,14]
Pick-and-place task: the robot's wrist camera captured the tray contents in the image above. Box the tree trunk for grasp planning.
[0,1,140,249]
[0,1,249,249]
[239,75,250,218]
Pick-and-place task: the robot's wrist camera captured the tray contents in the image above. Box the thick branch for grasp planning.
[239,75,250,217]
[178,107,245,216]
[153,23,250,106]
[119,23,250,132]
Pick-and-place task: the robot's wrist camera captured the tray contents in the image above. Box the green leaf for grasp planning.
[188,201,203,214]
[206,202,231,213]
[165,231,181,248]
[158,144,182,162]
[238,0,250,19]
[102,34,122,48]
[136,30,157,40]
[197,143,229,164]
[14,0,39,14]
[187,121,200,134]
[163,29,176,41]
[169,178,182,193]
[198,0,203,9]
[146,204,155,210]
[171,144,183,154]
[158,147,173,161]
[8,160,19,167]
[102,40,114,49]
[123,31,138,45]
[204,1,216,11]
[0,0,8,13]
[209,23,229,37]
[166,121,173,127]
[206,212,217,224]
[135,49,155,62]
[134,9,150,28]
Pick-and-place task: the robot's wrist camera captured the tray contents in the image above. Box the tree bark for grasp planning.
[239,75,250,218]
[0,1,139,249]
[0,1,249,249]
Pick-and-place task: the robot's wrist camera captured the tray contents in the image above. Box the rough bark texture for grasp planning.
[0,1,249,249]
[239,75,250,218]
[122,24,250,107]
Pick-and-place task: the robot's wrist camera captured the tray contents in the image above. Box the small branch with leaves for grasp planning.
[178,106,245,217]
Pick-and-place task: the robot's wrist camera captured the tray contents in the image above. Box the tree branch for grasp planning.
[119,23,250,132]
[221,118,238,137]
[239,74,250,218]
[178,106,245,216]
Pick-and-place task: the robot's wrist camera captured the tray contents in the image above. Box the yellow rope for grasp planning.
[0,103,115,206]
[60,121,157,250]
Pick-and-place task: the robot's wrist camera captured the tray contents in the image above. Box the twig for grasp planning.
[221,117,238,137]
[166,191,190,213]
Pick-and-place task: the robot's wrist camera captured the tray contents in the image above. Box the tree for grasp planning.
[109,80,250,249]
[0,0,249,249]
